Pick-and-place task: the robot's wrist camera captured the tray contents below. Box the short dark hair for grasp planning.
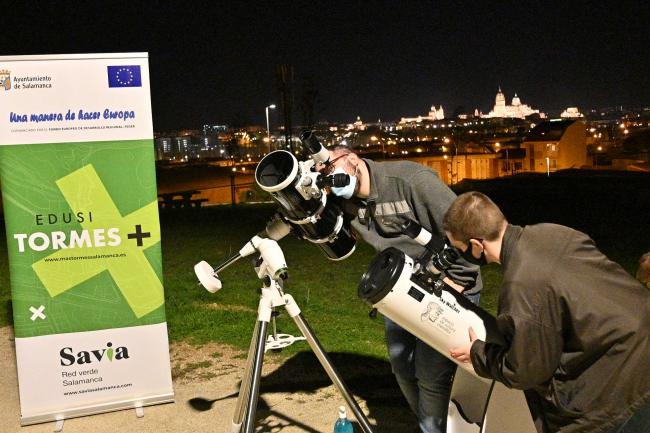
[327,145,354,157]
[443,191,506,243]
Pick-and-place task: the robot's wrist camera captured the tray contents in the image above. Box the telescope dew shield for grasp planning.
[358,247,504,377]
[255,150,356,260]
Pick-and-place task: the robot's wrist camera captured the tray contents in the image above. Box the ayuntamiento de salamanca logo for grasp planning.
[0,69,10,91]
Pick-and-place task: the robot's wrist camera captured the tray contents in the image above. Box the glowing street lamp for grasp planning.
[595,146,603,167]
[265,104,276,152]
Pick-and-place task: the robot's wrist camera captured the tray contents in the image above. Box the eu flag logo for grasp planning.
[107,65,142,88]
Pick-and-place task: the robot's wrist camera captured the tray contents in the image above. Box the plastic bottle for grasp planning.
[334,405,354,433]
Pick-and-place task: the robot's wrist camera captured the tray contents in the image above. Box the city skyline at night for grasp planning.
[3,1,650,130]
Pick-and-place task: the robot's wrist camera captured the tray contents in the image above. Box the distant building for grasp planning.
[497,147,527,176]
[203,124,228,134]
[522,120,586,172]
[174,136,192,159]
[399,105,445,124]
[560,107,584,118]
[347,116,366,131]
[154,137,172,160]
[406,153,499,185]
[482,87,545,119]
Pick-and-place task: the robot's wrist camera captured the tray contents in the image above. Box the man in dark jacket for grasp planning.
[318,146,482,433]
[444,191,650,433]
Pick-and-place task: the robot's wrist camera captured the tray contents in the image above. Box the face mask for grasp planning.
[330,166,357,199]
[460,240,488,266]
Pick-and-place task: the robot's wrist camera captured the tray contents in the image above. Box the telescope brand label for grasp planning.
[0,53,173,425]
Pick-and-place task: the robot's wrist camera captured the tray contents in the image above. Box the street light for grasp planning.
[265,104,276,153]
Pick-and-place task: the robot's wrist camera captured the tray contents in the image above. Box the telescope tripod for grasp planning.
[231,275,374,433]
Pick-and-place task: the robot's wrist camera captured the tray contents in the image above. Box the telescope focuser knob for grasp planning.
[432,279,444,297]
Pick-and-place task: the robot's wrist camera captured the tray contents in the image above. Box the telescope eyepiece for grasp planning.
[316,173,350,189]
[428,244,460,274]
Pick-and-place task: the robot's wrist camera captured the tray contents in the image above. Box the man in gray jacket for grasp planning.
[445,191,650,433]
[318,146,482,433]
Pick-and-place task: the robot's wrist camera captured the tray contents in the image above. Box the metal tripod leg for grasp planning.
[242,320,269,433]
[231,321,260,433]
[291,313,375,433]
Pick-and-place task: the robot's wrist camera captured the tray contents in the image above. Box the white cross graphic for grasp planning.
[29,305,46,321]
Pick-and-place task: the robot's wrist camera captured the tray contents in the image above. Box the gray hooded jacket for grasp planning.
[346,158,482,294]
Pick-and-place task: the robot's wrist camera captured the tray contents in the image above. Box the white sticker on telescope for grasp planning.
[421,302,444,325]
[421,301,458,336]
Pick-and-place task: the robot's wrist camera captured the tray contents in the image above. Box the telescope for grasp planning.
[358,220,504,376]
[254,131,356,260]
[193,134,376,432]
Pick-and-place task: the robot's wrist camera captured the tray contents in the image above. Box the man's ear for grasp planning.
[347,152,360,165]
[468,238,483,253]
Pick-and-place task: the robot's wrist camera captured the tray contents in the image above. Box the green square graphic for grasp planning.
[0,139,165,338]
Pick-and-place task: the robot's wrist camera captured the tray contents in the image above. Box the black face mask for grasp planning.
[460,239,488,266]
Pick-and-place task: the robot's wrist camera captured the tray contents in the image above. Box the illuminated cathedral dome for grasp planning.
[399,104,445,124]
[483,87,544,119]
[495,86,506,106]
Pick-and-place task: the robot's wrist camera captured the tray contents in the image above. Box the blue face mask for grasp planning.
[331,166,357,199]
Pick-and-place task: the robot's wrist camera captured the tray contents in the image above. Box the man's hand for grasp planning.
[450,327,479,364]
[443,276,464,293]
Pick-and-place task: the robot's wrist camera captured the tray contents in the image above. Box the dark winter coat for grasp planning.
[471,224,650,432]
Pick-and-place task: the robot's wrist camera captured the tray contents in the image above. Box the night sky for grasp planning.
[3,0,650,130]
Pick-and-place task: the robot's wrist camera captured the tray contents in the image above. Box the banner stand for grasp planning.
[0,53,174,426]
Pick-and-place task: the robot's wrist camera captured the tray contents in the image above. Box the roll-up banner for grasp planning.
[0,53,174,425]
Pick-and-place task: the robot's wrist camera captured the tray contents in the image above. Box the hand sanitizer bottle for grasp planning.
[334,405,354,433]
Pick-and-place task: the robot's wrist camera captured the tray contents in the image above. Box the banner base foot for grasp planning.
[135,403,145,418]
[54,418,64,432]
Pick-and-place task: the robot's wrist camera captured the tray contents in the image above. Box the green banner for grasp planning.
[0,140,165,337]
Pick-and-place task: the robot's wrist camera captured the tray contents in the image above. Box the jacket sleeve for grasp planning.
[470,312,563,389]
[407,168,481,290]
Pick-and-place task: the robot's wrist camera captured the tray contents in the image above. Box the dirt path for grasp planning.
[1,327,411,433]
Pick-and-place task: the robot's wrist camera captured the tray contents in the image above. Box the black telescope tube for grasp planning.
[255,150,356,260]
